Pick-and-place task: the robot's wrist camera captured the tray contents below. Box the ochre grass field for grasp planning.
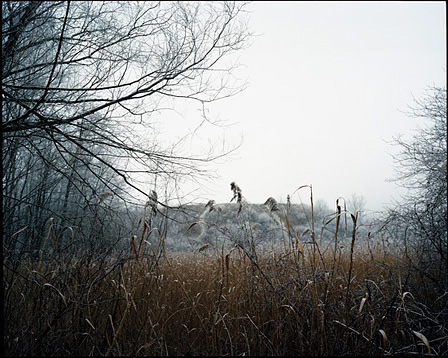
[4,240,447,356]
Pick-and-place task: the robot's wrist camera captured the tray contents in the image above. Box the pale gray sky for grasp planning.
[160,1,447,212]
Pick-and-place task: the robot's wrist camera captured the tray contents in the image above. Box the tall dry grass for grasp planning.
[4,246,447,355]
[4,190,447,356]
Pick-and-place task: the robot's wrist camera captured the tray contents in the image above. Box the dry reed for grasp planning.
[4,240,447,356]
[3,186,447,356]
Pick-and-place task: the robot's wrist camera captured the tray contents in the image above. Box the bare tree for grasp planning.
[347,194,366,215]
[2,1,251,257]
[380,85,447,290]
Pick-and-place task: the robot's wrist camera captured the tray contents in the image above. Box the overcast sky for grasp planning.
[162,1,446,213]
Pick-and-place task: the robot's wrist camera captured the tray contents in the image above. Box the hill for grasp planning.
[127,200,357,252]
